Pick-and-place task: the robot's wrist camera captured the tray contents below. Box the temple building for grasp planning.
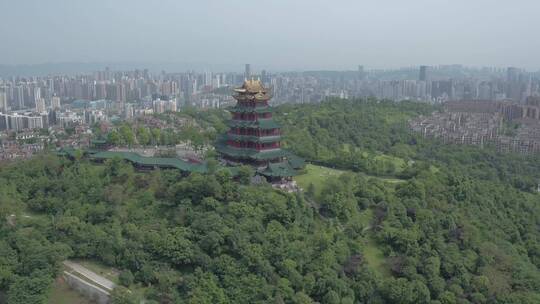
[216,79,304,181]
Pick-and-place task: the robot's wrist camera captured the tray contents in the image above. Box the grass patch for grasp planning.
[296,164,405,196]
[384,112,412,124]
[357,172,405,185]
[363,237,391,277]
[374,154,407,173]
[295,164,346,195]
[48,277,94,304]
[377,176,405,184]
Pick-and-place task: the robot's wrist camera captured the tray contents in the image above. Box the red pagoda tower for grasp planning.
[217,79,303,181]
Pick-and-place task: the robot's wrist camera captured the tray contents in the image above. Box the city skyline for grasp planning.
[0,62,538,79]
[0,64,536,113]
[1,0,540,69]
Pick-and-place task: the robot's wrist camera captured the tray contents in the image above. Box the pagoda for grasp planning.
[216,79,303,181]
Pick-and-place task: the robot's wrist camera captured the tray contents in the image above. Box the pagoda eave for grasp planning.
[227,119,281,130]
[216,78,305,180]
[226,134,281,143]
[216,143,287,160]
[228,106,273,114]
[233,95,271,102]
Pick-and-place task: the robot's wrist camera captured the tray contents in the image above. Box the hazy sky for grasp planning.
[1,0,540,70]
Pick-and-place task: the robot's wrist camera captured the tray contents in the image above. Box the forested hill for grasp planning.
[277,99,540,188]
[0,99,539,304]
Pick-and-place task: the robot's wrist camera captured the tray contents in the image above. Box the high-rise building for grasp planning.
[41,112,49,129]
[169,98,177,112]
[506,67,524,101]
[8,114,24,131]
[95,82,107,99]
[48,79,54,95]
[35,98,46,113]
[14,86,24,110]
[204,71,212,87]
[153,99,165,114]
[244,64,251,80]
[212,74,221,88]
[0,90,7,112]
[124,103,134,119]
[34,87,41,102]
[152,98,177,114]
[116,83,126,103]
[419,66,430,81]
[0,113,44,131]
[506,67,520,83]
[0,114,8,131]
[358,65,365,80]
[28,116,43,129]
[51,96,61,109]
[478,82,492,100]
[431,80,454,100]
[261,70,269,85]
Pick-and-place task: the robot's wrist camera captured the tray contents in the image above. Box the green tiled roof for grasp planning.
[225,133,281,143]
[227,119,280,130]
[258,161,298,177]
[286,154,306,169]
[89,151,207,173]
[216,143,288,160]
[252,149,289,160]
[57,147,82,158]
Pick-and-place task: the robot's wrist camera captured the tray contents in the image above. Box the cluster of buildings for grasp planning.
[1,64,540,161]
[410,98,540,154]
[270,65,539,104]
[2,65,539,112]
[0,67,241,112]
[0,140,45,161]
[0,111,50,131]
[152,98,177,114]
[410,101,502,146]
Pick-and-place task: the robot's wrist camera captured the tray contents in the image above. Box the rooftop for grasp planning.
[258,161,298,177]
[227,118,280,130]
[234,79,267,94]
[58,148,208,173]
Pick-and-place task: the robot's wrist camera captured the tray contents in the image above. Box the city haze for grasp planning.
[1,0,540,70]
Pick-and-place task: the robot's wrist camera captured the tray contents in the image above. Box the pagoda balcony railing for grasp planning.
[227,119,280,129]
[229,129,280,136]
[229,105,272,112]
[236,101,270,107]
[232,113,273,120]
[226,133,281,143]
[226,141,281,150]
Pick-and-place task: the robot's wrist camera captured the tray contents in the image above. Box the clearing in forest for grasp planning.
[295,164,346,194]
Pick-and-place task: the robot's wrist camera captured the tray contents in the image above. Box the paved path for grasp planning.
[63,260,116,291]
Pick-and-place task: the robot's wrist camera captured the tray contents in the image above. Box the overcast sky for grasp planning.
[1,0,539,71]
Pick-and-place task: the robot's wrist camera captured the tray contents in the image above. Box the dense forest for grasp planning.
[1,99,540,303]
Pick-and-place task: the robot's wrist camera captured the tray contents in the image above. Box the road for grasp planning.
[63,260,116,291]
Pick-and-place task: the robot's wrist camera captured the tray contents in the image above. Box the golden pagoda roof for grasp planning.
[234,78,267,94]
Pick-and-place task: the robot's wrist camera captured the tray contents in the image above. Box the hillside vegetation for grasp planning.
[0,99,539,304]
